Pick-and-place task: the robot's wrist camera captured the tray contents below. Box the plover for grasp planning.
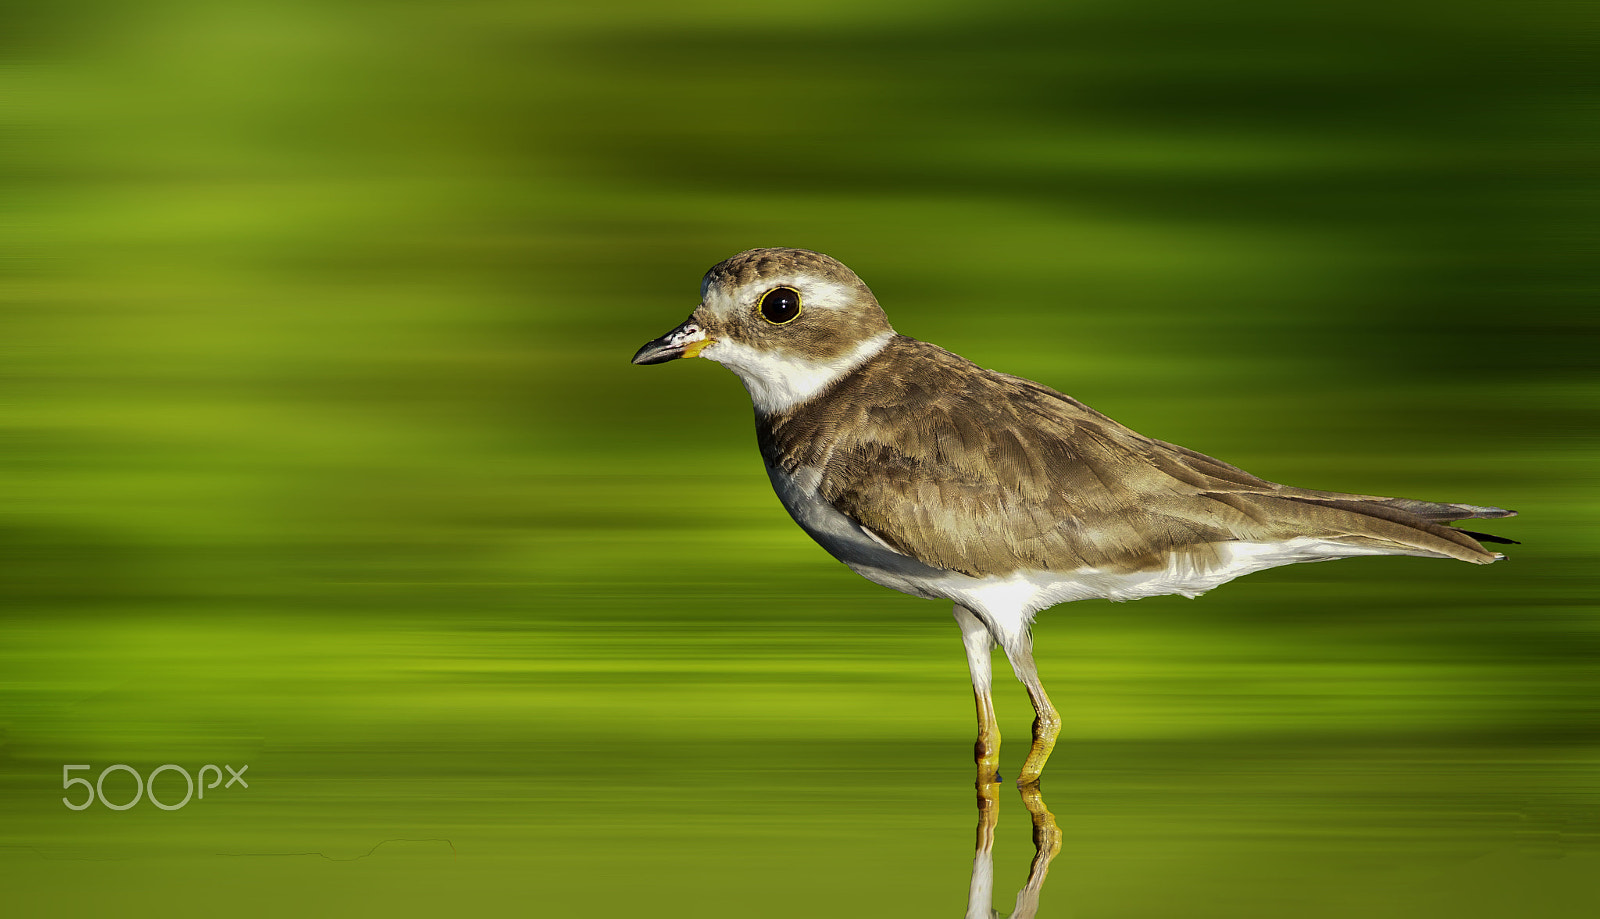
[632,247,1515,786]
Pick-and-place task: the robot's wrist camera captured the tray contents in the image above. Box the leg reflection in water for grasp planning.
[965,779,1062,919]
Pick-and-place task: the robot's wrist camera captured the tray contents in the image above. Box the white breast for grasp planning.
[764,463,954,601]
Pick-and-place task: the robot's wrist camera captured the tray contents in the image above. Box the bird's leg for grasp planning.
[953,604,1001,786]
[1005,631,1061,787]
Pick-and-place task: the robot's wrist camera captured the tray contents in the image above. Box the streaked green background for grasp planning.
[3,1,1595,915]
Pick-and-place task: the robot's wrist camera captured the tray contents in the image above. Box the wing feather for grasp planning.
[758,336,1512,577]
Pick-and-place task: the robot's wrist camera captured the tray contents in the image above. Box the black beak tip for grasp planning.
[631,339,681,365]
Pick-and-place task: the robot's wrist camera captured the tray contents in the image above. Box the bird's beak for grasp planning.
[632,315,713,365]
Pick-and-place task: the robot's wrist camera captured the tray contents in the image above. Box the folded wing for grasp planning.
[759,336,1514,579]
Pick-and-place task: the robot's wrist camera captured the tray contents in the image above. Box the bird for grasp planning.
[631,247,1516,786]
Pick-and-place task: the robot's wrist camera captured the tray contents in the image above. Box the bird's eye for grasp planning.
[759,287,802,325]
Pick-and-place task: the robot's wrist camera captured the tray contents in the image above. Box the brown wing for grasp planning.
[759,336,1511,578]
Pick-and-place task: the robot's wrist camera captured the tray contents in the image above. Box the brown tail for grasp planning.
[1274,494,1518,563]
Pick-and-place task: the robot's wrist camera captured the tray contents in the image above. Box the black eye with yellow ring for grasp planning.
[759,287,802,325]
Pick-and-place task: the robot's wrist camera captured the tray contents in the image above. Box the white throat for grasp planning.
[707,331,894,415]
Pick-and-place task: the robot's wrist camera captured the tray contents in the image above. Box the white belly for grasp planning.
[763,463,1394,650]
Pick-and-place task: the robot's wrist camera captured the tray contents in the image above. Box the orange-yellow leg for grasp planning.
[1007,632,1061,787]
[953,604,1002,786]
[972,686,1001,785]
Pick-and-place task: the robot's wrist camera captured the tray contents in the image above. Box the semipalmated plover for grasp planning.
[632,247,1515,786]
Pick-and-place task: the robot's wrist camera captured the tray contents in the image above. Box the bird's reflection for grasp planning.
[965,780,1062,919]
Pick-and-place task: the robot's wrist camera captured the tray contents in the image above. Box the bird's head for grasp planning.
[632,248,896,414]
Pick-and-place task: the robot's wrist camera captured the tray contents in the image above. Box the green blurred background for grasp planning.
[3,0,1596,915]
